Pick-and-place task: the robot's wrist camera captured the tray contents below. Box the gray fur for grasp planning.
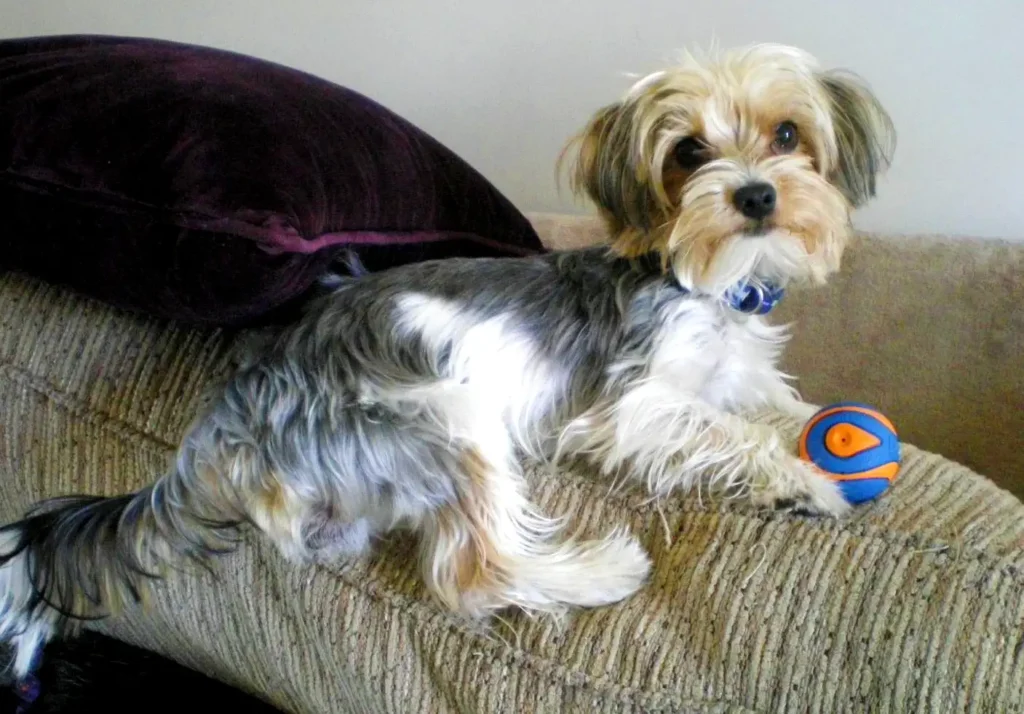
[0,247,687,660]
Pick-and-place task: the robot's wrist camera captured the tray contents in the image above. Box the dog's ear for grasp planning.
[819,71,896,207]
[560,101,660,234]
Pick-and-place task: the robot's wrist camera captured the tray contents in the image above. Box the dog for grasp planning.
[0,43,894,679]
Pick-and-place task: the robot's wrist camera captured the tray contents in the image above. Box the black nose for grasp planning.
[732,182,777,220]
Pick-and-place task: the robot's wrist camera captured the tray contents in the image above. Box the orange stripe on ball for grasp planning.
[828,461,900,482]
[804,405,896,434]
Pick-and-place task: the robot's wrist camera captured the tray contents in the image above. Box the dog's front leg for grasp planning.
[563,381,849,517]
[760,378,820,424]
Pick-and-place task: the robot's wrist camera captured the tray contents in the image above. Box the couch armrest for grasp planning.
[777,232,1024,495]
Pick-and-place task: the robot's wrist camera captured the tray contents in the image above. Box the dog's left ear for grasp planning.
[819,71,896,207]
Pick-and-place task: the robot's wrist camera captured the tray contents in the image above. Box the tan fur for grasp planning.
[247,476,309,562]
[420,449,509,613]
[562,44,895,293]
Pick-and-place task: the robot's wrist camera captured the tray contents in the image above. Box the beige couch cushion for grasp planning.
[1,218,1023,712]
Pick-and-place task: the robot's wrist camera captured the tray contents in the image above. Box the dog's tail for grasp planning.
[0,455,243,678]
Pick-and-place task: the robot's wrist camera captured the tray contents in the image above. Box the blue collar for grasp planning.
[671,276,785,315]
[724,281,786,315]
[632,252,786,315]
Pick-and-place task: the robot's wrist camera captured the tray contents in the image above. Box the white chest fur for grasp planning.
[648,299,792,414]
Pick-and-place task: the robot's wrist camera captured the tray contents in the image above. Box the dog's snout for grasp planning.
[732,182,777,220]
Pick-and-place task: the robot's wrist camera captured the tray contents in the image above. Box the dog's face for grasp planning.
[564,45,896,296]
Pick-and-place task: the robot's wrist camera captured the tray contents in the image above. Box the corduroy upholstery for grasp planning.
[1,214,1022,713]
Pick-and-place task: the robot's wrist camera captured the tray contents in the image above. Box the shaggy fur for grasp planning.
[0,43,894,679]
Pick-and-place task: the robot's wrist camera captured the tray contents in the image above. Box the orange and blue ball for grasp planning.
[798,402,900,504]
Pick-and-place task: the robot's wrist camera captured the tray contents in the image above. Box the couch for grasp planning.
[1,213,1022,713]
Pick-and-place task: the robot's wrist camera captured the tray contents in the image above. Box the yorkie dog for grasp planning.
[1,44,894,676]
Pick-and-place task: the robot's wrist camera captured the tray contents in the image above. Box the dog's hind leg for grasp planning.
[233,376,650,617]
[393,382,649,618]
[416,443,650,619]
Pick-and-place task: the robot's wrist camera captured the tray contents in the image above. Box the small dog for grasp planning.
[0,44,894,678]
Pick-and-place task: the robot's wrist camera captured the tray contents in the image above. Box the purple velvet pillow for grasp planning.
[0,35,544,326]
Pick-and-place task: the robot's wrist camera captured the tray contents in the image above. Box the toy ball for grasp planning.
[798,402,900,504]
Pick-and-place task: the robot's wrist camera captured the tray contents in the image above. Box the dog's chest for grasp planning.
[647,301,787,409]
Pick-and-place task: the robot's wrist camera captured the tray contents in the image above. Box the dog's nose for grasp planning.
[732,182,777,220]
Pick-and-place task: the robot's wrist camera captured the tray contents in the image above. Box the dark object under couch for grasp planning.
[1,632,284,714]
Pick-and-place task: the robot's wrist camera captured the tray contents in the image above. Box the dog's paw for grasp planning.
[752,457,850,518]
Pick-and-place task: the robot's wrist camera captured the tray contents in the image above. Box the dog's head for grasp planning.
[563,44,895,296]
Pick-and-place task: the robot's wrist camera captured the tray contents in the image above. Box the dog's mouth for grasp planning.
[741,220,774,238]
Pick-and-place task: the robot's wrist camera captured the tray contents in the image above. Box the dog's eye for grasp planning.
[673,137,708,170]
[772,121,799,154]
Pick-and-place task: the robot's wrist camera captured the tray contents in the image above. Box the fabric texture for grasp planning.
[0,214,1022,713]
[0,35,543,326]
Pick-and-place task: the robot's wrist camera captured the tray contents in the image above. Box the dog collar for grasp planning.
[672,278,785,315]
[634,252,785,315]
[726,281,786,315]
[667,274,785,315]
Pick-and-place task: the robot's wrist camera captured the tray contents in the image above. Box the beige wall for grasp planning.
[3,0,1022,240]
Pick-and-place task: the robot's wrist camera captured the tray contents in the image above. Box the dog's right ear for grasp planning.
[560,101,660,236]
